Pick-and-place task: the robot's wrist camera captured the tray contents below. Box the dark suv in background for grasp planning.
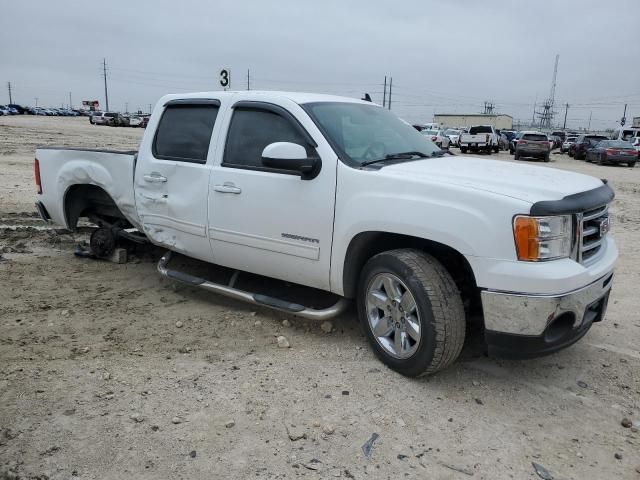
[570,135,608,159]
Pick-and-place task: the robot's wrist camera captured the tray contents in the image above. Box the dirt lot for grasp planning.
[1,116,639,479]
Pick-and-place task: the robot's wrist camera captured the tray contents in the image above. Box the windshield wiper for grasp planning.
[430,150,446,157]
[360,151,430,167]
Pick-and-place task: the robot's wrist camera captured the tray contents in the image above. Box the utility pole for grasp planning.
[382,76,387,108]
[247,69,250,90]
[125,102,128,113]
[563,103,569,129]
[621,103,627,126]
[388,77,392,110]
[531,94,537,126]
[148,104,152,114]
[34,97,38,107]
[7,82,12,104]
[69,92,72,110]
[102,58,110,112]
[587,111,592,131]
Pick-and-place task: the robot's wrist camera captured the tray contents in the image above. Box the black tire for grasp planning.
[357,249,466,377]
[543,153,550,162]
[514,151,520,160]
[460,147,467,154]
[628,161,636,168]
[493,146,500,153]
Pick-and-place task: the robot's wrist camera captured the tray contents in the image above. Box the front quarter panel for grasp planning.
[330,161,530,295]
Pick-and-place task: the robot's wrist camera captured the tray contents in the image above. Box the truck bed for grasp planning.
[35,147,140,229]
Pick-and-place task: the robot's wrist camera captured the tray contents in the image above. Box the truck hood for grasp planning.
[381,156,605,204]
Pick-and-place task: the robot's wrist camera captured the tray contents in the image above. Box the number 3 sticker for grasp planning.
[220,69,230,88]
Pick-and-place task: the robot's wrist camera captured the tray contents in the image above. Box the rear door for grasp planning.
[134,99,221,262]
[208,100,337,290]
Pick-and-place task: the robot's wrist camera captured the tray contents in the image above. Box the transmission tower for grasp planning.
[536,54,559,130]
[482,101,495,115]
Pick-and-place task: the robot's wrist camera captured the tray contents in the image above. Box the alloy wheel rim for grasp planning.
[365,273,421,359]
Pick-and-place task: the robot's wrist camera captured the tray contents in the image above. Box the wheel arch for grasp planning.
[64,184,130,229]
[341,231,481,315]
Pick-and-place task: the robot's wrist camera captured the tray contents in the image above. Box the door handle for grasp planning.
[213,183,242,194]
[143,173,167,183]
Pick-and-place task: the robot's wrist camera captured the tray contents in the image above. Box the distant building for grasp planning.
[433,114,513,130]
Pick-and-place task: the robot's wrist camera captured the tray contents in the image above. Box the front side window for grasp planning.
[223,108,309,169]
[153,104,219,162]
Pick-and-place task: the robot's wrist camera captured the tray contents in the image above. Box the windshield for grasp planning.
[444,129,460,135]
[422,130,439,135]
[303,102,440,165]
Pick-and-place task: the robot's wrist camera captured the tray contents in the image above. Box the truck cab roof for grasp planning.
[158,90,370,107]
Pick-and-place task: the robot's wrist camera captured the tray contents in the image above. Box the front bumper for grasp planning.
[482,271,613,358]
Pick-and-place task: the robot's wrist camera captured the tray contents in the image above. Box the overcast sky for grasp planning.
[2,0,639,129]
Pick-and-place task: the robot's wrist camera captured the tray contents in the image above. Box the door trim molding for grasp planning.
[209,227,320,260]
[142,214,207,237]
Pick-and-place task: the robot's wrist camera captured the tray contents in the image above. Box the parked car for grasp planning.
[444,129,462,147]
[509,131,524,154]
[88,111,103,124]
[7,104,27,114]
[610,126,640,143]
[549,135,563,149]
[92,112,125,126]
[0,105,18,115]
[420,129,450,149]
[632,137,640,158]
[0,106,10,116]
[561,136,578,153]
[571,135,608,160]
[498,133,509,151]
[123,115,143,127]
[459,125,499,153]
[585,140,636,167]
[514,131,551,162]
[34,90,617,377]
[551,131,566,142]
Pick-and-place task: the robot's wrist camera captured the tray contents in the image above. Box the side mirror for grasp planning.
[261,142,321,180]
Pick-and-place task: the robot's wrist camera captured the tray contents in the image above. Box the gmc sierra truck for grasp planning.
[34,91,617,377]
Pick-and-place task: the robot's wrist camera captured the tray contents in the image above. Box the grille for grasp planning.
[579,204,609,263]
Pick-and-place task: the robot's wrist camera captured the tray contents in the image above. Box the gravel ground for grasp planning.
[1,116,639,479]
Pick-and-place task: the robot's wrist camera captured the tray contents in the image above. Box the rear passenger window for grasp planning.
[153,104,219,162]
[223,108,309,169]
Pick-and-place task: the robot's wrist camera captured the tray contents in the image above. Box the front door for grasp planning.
[208,101,336,290]
[135,99,221,262]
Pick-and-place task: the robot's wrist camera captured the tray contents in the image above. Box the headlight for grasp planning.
[513,215,572,261]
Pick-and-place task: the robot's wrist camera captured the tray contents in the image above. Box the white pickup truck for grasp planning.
[34,91,617,377]
[459,125,500,154]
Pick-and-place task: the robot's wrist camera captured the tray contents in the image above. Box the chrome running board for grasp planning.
[157,251,350,320]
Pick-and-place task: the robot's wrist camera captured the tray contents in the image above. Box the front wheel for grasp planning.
[514,151,521,160]
[460,147,467,153]
[543,153,550,162]
[628,161,636,168]
[357,249,466,377]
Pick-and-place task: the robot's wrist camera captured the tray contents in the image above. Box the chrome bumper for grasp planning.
[481,272,613,336]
